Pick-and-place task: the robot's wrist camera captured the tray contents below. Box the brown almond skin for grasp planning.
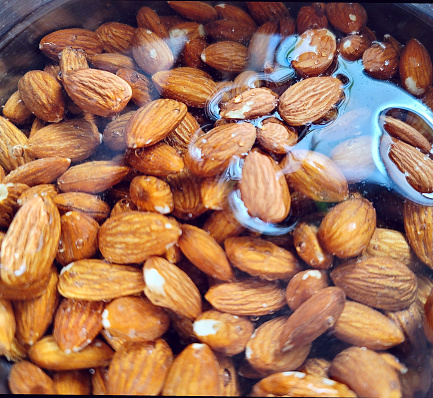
[285,270,330,311]
[53,298,104,353]
[39,28,103,60]
[279,286,346,351]
[168,1,217,23]
[330,256,418,311]
[362,42,399,80]
[404,200,433,268]
[185,122,256,178]
[318,197,376,258]
[8,360,55,394]
[329,346,402,398]
[400,38,433,96]
[125,99,188,149]
[132,28,174,75]
[240,150,291,224]
[325,3,367,34]
[333,300,405,350]
[224,236,301,281]
[246,2,290,25]
[178,224,235,282]
[96,22,136,54]
[201,41,249,72]
[246,316,311,376]
[108,339,173,395]
[281,150,349,202]
[297,3,328,34]
[18,70,65,123]
[2,90,33,125]
[54,192,111,221]
[52,370,92,395]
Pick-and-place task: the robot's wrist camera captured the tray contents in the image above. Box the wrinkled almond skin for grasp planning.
[339,33,371,61]
[318,197,376,258]
[329,346,402,398]
[330,256,418,311]
[2,90,33,125]
[62,68,132,117]
[163,343,220,396]
[278,76,342,126]
[325,3,368,34]
[95,22,135,54]
[54,192,110,221]
[168,1,217,23]
[1,195,60,290]
[240,150,291,224]
[297,3,328,34]
[404,201,433,268]
[116,68,153,107]
[279,286,346,351]
[362,42,400,80]
[282,149,349,202]
[136,6,169,38]
[333,300,405,350]
[108,339,173,395]
[224,236,301,281]
[0,182,29,229]
[143,256,202,320]
[400,38,433,96]
[39,28,103,60]
[52,370,92,395]
[132,28,174,75]
[53,298,104,353]
[201,41,248,72]
[8,360,55,394]
[178,224,235,282]
[185,122,256,178]
[99,211,181,264]
[18,70,65,123]
[246,2,290,25]
[126,98,188,149]
[246,316,311,376]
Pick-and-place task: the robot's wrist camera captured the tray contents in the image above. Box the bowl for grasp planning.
[1,2,433,396]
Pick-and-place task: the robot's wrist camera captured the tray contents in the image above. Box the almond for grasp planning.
[108,339,173,395]
[87,52,136,73]
[0,299,15,355]
[203,208,245,244]
[204,278,286,316]
[143,256,202,320]
[57,160,130,194]
[400,38,433,96]
[180,37,208,69]
[95,22,135,54]
[278,76,342,126]
[52,370,91,395]
[215,3,257,30]
[192,309,254,356]
[167,1,217,23]
[136,6,169,39]
[205,19,256,44]
[163,343,220,395]
[201,41,249,72]
[329,346,402,398]
[18,70,65,123]
[330,256,418,311]
[102,111,134,152]
[404,200,433,268]
[116,68,153,107]
[102,295,170,342]
[28,335,113,371]
[200,175,233,210]
[8,360,55,394]
[362,41,400,79]
[125,143,185,177]
[53,298,104,353]
[1,195,60,290]
[26,118,101,162]
[58,47,89,77]
[279,286,346,351]
[388,137,433,193]
[333,300,405,350]
[285,270,330,310]
[0,182,29,229]
[184,122,256,178]
[99,211,181,264]
[13,269,59,346]
[2,90,33,125]
[246,2,290,25]
[245,316,311,376]
[247,21,279,71]
[58,259,145,300]
[257,117,298,154]
[318,197,376,258]
[178,224,235,282]
[0,115,32,172]
[296,3,328,34]
[339,33,371,61]
[54,192,111,221]
[62,68,132,117]
[325,3,367,34]
[39,28,103,60]
[224,236,301,281]
[281,149,349,202]
[125,98,188,149]
[132,28,174,75]
[215,354,241,396]
[291,28,337,77]
[239,150,291,224]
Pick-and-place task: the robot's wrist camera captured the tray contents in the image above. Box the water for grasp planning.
[204,33,433,234]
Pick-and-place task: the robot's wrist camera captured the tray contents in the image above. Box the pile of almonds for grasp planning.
[2,1,433,396]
